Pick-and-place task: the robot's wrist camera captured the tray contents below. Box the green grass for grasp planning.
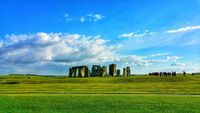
[0,74,200,113]
[0,94,200,113]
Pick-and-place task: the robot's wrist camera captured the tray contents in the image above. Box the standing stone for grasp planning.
[80,66,85,77]
[92,65,101,77]
[117,69,120,76]
[123,67,131,76]
[123,68,127,76]
[72,67,78,77]
[69,68,72,77]
[85,67,90,77]
[69,66,90,77]
[71,67,75,77]
[109,64,117,77]
[78,67,82,77]
[101,66,108,77]
[127,66,131,76]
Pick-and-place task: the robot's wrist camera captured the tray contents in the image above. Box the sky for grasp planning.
[0,0,200,75]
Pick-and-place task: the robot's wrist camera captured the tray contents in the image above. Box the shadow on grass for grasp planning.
[1,81,20,84]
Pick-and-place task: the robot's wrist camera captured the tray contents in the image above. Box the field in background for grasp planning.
[0,74,200,113]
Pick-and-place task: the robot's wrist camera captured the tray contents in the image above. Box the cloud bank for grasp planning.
[0,33,114,74]
[0,32,199,75]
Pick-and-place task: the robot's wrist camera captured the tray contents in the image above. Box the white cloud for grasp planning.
[165,26,200,33]
[80,16,86,22]
[96,54,199,74]
[64,13,105,23]
[88,14,104,22]
[169,63,200,73]
[97,55,162,67]
[119,30,156,38]
[166,56,182,61]
[150,53,171,57]
[119,32,146,38]
[170,62,190,67]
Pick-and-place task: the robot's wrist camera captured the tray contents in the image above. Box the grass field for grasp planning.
[0,75,200,113]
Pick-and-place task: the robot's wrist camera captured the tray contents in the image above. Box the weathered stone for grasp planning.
[71,67,78,77]
[117,69,120,76]
[123,68,127,76]
[91,65,101,77]
[75,67,79,77]
[69,66,90,77]
[123,67,131,76]
[109,64,117,77]
[127,66,131,76]
[101,66,108,77]
[69,68,72,77]
[91,65,108,77]
[85,67,90,77]
[79,66,85,77]
[78,67,82,77]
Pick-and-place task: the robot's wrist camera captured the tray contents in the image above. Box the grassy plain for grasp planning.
[0,75,200,113]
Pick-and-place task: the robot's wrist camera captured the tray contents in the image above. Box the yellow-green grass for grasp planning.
[1,75,200,95]
[0,74,200,113]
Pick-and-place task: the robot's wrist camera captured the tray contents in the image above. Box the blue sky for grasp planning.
[0,0,200,75]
